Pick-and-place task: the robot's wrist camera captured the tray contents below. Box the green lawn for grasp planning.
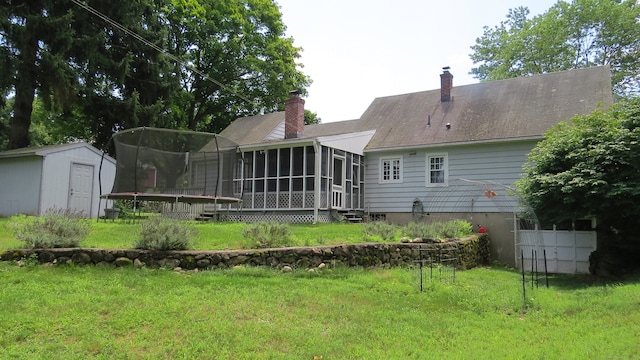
[1,263,638,359]
[0,217,369,250]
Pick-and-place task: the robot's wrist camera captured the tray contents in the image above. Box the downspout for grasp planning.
[313,139,321,224]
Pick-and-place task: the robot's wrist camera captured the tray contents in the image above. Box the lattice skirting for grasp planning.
[225,213,332,223]
[233,192,317,210]
[162,211,197,220]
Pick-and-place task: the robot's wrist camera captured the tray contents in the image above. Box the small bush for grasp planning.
[402,219,473,242]
[10,210,91,248]
[242,222,293,249]
[441,219,473,238]
[134,216,196,250]
[362,221,397,241]
[402,222,435,241]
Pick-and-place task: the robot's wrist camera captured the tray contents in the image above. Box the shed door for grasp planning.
[69,163,94,215]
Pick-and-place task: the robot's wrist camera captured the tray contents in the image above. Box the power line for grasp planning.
[70,0,255,104]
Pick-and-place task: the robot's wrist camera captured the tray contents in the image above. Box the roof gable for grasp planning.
[221,110,365,147]
[219,112,285,145]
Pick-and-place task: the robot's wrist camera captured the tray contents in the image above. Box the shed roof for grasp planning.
[0,142,115,163]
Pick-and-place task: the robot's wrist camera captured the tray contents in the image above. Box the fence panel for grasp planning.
[518,230,596,274]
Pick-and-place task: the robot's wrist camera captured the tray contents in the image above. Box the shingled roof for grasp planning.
[220,66,612,150]
[220,111,362,146]
[360,65,613,151]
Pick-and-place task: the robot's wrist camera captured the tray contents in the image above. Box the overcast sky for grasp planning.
[276,0,559,123]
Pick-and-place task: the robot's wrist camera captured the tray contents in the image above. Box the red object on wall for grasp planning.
[478,225,486,233]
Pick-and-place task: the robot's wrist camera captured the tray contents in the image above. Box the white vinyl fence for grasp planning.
[517,229,596,274]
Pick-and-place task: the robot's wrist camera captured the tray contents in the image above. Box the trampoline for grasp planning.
[99,127,242,217]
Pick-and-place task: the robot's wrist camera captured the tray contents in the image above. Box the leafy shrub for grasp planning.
[10,209,91,248]
[134,216,196,250]
[402,219,473,242]
[20,253,40,267]
[362,221,397,241]
[242,222,293,249]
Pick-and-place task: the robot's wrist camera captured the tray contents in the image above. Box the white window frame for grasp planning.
[379,156,403,184]
[426,153,448,186]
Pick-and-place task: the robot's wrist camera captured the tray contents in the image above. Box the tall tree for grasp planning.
[0,0,310,151]
[470,0,640,96]
[304,110,321,125]
[0,0,77,149]
[69,0,182,149]
[164,0,310,133]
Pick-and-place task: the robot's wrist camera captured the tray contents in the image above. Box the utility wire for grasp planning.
[70,0,255,104]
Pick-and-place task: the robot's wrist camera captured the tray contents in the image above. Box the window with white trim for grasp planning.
[426,153,447,186]
[380,156,402,183]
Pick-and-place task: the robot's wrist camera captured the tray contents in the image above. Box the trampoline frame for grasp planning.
[98,127,242,220]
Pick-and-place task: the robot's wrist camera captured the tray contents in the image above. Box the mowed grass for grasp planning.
[2,217,640,358]
[0,217,369,250]
[1,263,639,359]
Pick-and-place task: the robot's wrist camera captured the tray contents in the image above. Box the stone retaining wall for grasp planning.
[1,234,490,271]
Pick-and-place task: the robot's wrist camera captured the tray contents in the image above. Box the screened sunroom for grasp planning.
[228,143,365,223]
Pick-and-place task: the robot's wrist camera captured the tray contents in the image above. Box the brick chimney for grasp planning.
[440,67,453,102]
[285,90,305,139]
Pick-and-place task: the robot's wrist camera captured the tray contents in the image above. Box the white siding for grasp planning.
[0,157,43,216]
[0,144,115,218]
[40,146,115,218]
[318,130,375,156]
[264,121,285,140]
[365,141,534,213]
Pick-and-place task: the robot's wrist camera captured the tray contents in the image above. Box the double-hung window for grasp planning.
[380,156,402,183]
[426,153,448,186]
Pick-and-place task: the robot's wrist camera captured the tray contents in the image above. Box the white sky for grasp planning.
[277,0,559,123]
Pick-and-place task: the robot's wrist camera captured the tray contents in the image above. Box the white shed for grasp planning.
[0,142,116,218]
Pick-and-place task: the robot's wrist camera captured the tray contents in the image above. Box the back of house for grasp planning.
[359,66,612,265]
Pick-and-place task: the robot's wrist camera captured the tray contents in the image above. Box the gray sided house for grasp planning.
[220,92,375,223]
[362,66,612,218]
[221,66,612,268]
[359,66,612,265]
[0,142,116,218]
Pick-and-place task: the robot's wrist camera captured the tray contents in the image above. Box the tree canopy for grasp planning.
[517,98,640,238]
[470,0,640,96]
[0,0,310,151]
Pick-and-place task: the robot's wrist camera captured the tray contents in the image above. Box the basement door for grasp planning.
[68,163,94,216]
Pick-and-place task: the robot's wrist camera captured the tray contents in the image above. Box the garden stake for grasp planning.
[543,249,549,288]
[533,250,540,289]
[419,246,424,292]
[531,249,535,289]
[521,250,526,308]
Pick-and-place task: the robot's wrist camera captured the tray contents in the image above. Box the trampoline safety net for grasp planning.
[107,127,239,202]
